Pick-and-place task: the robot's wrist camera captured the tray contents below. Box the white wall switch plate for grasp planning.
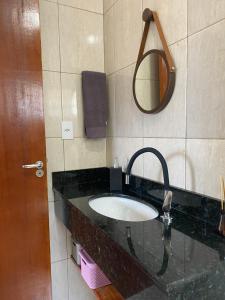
[62,121,73,139]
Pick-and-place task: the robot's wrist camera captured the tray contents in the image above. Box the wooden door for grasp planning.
[0,1,51,299]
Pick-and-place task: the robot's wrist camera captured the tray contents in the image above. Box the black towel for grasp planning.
[82,71,108,138]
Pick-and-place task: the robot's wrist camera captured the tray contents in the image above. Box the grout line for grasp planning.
[184,0,188,271]
[51,258,68,264]
[46,136,85,139]
[56,0,66,173]
[107,136,225,141]
[168,36,188,47]
[42,69,82,76]
[57,2,103,16]
[103,0,120,15]
[107,61,136,76]
[184,0,188,191]
[187,16,225,38]
[42,69,61,73]
[42,0,58,3]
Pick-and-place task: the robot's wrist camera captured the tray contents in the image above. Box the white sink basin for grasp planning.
[89,194,158,222]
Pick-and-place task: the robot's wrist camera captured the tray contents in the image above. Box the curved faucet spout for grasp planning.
[125,147,170,190]
[125,147,173,222]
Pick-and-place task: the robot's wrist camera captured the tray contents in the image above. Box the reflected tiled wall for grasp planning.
[40,1,104,299]
[105,0,225,199]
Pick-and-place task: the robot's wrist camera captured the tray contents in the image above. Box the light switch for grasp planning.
[62,121,73,139]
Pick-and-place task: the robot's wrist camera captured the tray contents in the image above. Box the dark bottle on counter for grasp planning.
[110,157,122,193]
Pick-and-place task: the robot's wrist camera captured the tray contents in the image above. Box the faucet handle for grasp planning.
[162,190,173,213]
[161,191,173,225]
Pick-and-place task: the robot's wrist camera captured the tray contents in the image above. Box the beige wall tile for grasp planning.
[186,139,225,199]
[114,0,142,70]
[104,6,115,74]
[143,138,186,188]
[58,0,103,14]
[187,20,225,138]
[46,138,65,171]
[43,71,62,138]
[106,74,116,137]
[40,0,60,71]
[143,39,187,138]
[61,73,84,137]
[103,0,116,13]
[59,5,104,74]
[144,22,162,52]
[51,260,68,300]
[46,138,64,201]
[68,259,96,300]
[64,138,106,170]
[115,64,143,137]
[49,202,67,263]
[47,171,54,202]
[188,0,225,35]
[107,137,144,176]
[143,0,187,45]
[106,137,112,166]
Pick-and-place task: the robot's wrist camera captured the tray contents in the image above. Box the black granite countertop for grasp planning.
[53,168,225,299]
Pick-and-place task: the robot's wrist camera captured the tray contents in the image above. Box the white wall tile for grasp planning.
[40,0,60,71]
[58,0,103,14]
[68,259,96,300]
[187,20,225,138]
[143,0,187,45]
[49,202,68,262]
[64,138,106,170]
[115,64,143,137]
[143,138,186,189]
[114,0,142,70]
[61,73,84,137]
[51,260,68,300]
[59,5,104,74]
[186,139,225,199]
[188,0,225,35]
[107,137,144,176]
[43,71,62,138]
[143,39,187,138]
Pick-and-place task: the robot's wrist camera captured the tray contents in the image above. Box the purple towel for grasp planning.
[82,71,108,138]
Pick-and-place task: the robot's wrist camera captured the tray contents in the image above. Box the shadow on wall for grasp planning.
[154,151,196,191]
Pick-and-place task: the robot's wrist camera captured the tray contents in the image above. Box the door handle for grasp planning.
[22,161,43,169]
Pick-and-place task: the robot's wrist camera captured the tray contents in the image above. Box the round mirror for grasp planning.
[133,49,175,114]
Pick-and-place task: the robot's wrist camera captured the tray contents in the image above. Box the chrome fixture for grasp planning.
[125,147,173,223]
[22,161,43,169]
[22,160,44,177]
[161,190,173,225]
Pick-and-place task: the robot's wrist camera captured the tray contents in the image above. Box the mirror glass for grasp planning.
[134,51,169,112]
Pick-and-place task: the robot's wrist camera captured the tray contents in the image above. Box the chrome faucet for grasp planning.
[125,147,173,223]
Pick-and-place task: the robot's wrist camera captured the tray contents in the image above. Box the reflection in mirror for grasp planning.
[134,51,168,112]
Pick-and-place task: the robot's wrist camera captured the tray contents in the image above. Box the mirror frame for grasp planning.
[132,49,175,114]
